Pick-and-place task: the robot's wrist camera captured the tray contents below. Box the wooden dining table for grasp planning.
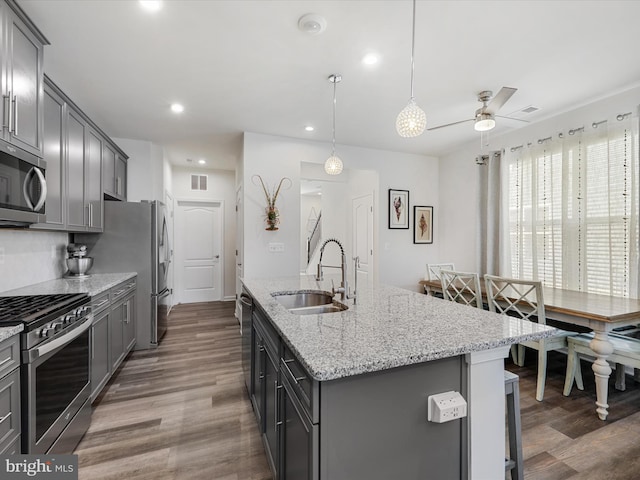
[420,278,640,420]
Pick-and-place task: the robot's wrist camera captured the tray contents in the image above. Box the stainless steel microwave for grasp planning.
[0,138,46,226]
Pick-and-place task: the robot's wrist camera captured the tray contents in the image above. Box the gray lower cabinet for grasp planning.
[90,277,137,403]
[0,335,20,454]
[249,298,466,480]
[90,307,110,403]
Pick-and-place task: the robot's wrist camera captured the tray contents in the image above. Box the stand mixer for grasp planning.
[66,243,93,277]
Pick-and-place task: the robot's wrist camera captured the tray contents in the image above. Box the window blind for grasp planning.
[506,117,639,297]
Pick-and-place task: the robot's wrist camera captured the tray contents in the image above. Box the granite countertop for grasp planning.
[0,272,137,298]
[242,275,559,381]
[0,324,23,342]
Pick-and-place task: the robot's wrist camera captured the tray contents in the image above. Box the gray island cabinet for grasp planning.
[242,276,558,480]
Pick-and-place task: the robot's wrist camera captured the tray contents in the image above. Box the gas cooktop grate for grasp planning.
[0,293,88,324]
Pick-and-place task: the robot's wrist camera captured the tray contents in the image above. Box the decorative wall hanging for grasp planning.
[252,175,292,231]
[389,189,409,229]
[413,206,433,244]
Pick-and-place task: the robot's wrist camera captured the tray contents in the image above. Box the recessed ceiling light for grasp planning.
[362,53,380,65]
[298,14,327,35]
[198,159,206,165]
[170,103,184,114]
[304,125,314,132]
[139,1,162,13]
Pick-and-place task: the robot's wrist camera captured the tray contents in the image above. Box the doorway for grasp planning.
[175,200,223,304]
[352,193,374,285]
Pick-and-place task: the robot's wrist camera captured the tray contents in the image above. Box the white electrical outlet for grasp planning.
[427,391,467,423]
[268,243,285,253]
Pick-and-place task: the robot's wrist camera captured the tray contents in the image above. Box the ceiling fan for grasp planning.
[427,87,528,132]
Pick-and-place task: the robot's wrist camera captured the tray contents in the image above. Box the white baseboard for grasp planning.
[224,295,236,302]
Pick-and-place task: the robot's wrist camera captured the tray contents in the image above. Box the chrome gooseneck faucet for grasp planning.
[316,238,348,301]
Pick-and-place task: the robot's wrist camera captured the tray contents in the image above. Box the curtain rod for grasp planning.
[508,111,635,152]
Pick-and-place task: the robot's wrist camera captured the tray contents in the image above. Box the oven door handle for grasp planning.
[27,317,92,363]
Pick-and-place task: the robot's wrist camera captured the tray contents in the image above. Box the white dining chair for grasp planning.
[425,263,455,295]
[439,270,483,309]
[484,274,583,402]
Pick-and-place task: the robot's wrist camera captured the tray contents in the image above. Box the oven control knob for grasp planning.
[40,326,54,338]
[51,320,64,331]
[64,314,75,324]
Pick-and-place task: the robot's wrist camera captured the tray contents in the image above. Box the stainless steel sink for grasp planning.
[272,290,348,315]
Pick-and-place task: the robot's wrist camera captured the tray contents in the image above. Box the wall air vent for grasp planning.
[191,174,208,191]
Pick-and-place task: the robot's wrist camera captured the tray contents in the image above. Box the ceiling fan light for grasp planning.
[324,155,343,175]
[396,99,427,137]
[474,113,495,132]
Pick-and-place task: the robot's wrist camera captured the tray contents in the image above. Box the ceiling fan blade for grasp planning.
[485,87,517,114]
[427,118,474,131]
[495,115,530,124]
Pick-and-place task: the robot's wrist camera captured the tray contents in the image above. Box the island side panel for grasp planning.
[320,355,466,480]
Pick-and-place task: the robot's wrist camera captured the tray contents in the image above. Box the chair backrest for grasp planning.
[440,270,483,309]
[484,274,546,324]
[426,263,455,281]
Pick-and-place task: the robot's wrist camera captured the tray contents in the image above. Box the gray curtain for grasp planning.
[476,151,503,276]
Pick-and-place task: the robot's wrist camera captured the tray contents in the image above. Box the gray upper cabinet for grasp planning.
[102,144,116,197]
[86,128,103,231]
[103,144,127,201]
[0,0,48,158]
[33,76,127,232]
[66,108,86,230]
[35,86,64,229]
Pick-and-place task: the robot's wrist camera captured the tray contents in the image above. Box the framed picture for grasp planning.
[413,206,433,244]
[388,189,409,229]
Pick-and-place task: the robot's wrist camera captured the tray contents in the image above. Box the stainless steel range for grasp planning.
[0,293,92,454]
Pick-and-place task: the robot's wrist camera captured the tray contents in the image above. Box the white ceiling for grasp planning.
[19,0,640,171]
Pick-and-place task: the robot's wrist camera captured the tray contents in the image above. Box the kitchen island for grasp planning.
[242,275,558,480]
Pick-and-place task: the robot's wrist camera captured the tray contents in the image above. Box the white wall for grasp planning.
[113,137,166,202]
[172,166,237,300]
[243,132,439,292]
[439,85,640,272]
[0,230,68,293]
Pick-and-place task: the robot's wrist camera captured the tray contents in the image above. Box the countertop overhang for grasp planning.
[242,275,559,381]
[0,272,137,298]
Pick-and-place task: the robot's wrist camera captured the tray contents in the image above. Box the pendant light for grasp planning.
[325,74,343,175]
[396,0,426,137]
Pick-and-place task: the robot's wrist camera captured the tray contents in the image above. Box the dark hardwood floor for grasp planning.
[507,350,640,480]
[75,301,272,480]
[74,301,640,479]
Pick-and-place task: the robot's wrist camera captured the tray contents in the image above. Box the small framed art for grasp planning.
[389,189,409,229]
[413,206,433,244]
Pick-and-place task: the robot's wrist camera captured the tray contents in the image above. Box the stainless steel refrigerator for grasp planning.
[77,200,171,349]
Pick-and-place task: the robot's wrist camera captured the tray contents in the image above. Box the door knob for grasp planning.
[215,255,220,259]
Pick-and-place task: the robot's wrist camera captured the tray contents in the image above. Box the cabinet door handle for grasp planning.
[91,328,94,360]
[274,381,282,432]
[12,95,18,135]
[6,91,12,133]
[2,94,9,130]
[0,356,11,368]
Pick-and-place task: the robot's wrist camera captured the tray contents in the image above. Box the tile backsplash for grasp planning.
[0,230,68,293]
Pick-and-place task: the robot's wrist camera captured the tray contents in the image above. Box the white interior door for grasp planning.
[175,200,222,304]
[352,193,374,284]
